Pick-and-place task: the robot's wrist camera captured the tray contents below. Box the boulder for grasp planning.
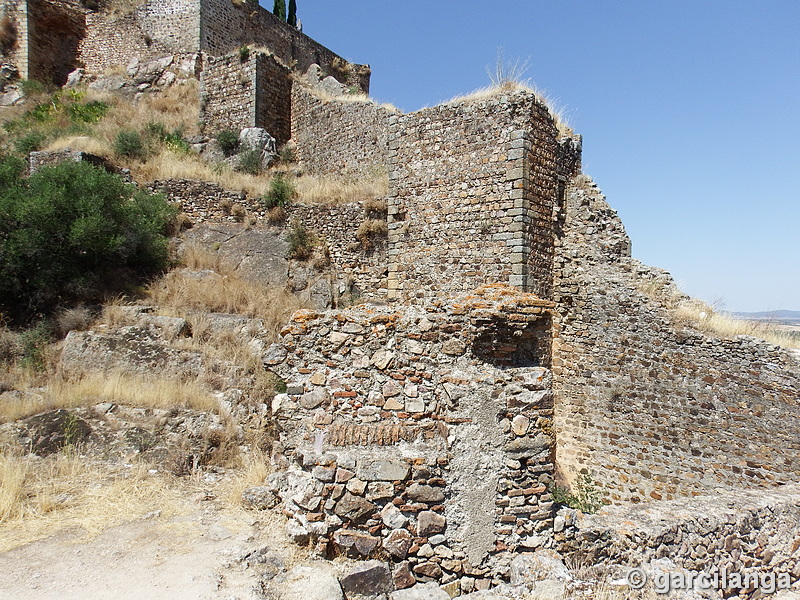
[19,409,92,455]
[239,127,277,154]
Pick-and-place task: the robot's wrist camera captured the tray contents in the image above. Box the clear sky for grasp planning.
[289,1,799,313]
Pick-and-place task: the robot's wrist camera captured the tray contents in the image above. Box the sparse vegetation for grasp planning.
[216,130,240,155]
[286,219,315,260]
[113,128,147,159]
[294,172,388,205]
[261,173,295,209]
[551,470,603,514]
[235,148,263,175]
[355,218,387,250]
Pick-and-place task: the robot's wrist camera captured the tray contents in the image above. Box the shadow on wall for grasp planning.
[471,316,551,368]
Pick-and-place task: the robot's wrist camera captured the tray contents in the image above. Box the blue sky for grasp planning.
[292,1,799,312]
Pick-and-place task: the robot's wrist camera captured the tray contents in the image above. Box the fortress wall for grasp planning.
[200,50,292,140]
[288,202,387,301]
[199,0,370,93]
[200,52,257,133]
[291,85,391,178]
[386,91,578,303]
[78,0,197,75]
[23,0,84,85]
[1,0,29,78]
[552,176,800,504]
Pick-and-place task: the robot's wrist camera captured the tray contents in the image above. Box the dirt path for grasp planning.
[0,505,282,600]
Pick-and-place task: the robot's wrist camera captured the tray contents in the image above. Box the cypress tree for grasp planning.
[288,0,297,27]
[272,0,286,20]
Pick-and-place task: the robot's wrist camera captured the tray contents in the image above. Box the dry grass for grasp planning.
[674,300,800,349]
[0,452,191,551]
[295,173,388,205]
[0,372,219,423]
[356,218,388,250]
[148,244,307,342]
[635,276,799,349]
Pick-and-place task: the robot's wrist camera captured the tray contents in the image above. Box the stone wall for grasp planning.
[198,0,370,93]
[291,85,391,178]
[386,91,581,303]
[146,179,387,301]
[77,0,197,75]
[4,0,85,85]
[264,285,559,592]
[551,175,800,504]
[557,483,800,595]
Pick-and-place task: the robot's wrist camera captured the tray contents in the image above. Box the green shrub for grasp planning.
[286,219,315,260]
[235,149,263,175]
[238,45,250,62]
[18,79,45,96]
[147,122,190,154]
[14,131,46,154]
[114,130,147,160]
[277,143,297,164]
[261,173,295,209]
[216,129,240,157]
[0,158,176,317]
[18,321,52,371]
[67,100,109,124]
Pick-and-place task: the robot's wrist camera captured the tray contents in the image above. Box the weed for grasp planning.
[113,129,147,159]
[294,173,388,205]
[216,129,240,157]
[18,79,45,96]
[67,100,109,124]
[55,306,93,337]
[238,45,250,62]
[235,149,263,175]
[277,143,297,164]
[551,470,602,514]
[261,173,294,209]
[18,322,52,372]
[286,219,315,260]
[14,131,46,154]
[231,203,247,222]
[265,206,287,224]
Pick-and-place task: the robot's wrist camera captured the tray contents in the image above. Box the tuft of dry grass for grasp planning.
[0,372,220,423]
[294,173,388,205]
[356,218,388,250]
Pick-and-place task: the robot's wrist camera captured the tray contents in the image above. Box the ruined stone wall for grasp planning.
[557,483,800,594]
[146,179,386,300]
[198,0,369,93]
[552,175,800,504]
[264,286,558,592]
[386,91,581,303]
[1,0,29,78]
[200,51,292,141]
[16,0,84,85]
[291,85,391,178]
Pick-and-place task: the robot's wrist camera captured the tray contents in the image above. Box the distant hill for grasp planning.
[733,310,800,323]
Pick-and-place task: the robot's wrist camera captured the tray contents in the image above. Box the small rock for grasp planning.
[417,511,446,536]
[271,565,343,600]
[390,581,449,600]
[357,459,410,482]
[511,414,530,436]
[406,483,445,503]
[383,528,412,559]
[242,486,277,510]
[392,562,416,591]
[334,493,376,524]
[381,503,409,529]
[263,343,288,365]
[441,339,466,356]
[300,388,330,410]
[333,529,381,556]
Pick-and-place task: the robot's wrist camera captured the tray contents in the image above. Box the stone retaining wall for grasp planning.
[557,483,800,595]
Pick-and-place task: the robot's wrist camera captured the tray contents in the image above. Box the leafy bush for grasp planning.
[261,174,295,209]
[67,100,109,124]
[238,45,250,62]
[216,130,240,157]
[0,158,176,317]
[235,149,263,175]
[14,131,46,154]
[286,219,315,260]
[114,130,147,159]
